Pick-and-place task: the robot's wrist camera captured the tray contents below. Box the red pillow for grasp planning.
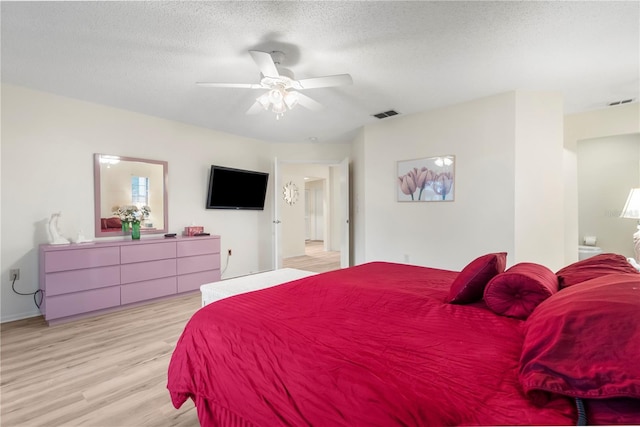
[483,263,558,320]
[105,217,122,228]
[556,253,638,288]
[447,252,506,304]
[519,273,640,403]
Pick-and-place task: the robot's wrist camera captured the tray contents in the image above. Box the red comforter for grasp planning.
[168,262,576,426]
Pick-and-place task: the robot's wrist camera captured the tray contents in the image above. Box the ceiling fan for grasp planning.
[197,50,353,120]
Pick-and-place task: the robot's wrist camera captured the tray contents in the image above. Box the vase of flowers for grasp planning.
[131,221,141,240]
[113,205,151,240]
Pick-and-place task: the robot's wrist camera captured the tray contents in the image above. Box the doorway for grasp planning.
[577,133,640,258]
[274,158,349,272]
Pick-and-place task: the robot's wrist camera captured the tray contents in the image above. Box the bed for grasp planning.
[167,253,640,426]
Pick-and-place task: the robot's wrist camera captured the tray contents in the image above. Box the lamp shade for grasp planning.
[254,86,297,119]
[621,188,640,219]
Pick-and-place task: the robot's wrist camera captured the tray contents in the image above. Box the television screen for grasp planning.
[206,165,269,210]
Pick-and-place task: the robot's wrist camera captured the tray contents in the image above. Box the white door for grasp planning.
[340,157,350,268]
[273,158,283,269]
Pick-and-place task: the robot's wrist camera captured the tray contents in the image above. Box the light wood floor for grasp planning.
[1,293,202,426]
[282,240,341,273]
[0,243,340,426]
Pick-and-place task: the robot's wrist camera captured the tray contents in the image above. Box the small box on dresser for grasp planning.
[39,235,221,324]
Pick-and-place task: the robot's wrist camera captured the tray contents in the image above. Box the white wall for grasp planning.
[356,91,565,271]
[358,92,517,270]
[564,102,640,263]
[1,84,277,322]
[513,92,564,269]
[578,134,640,257]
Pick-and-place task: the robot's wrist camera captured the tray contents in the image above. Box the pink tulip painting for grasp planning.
[398,173,417,199]
[397,156,455,202]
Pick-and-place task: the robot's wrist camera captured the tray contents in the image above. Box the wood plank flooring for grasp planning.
[1,293,202,426]
[1,241,340,426]
[282,240,341,273]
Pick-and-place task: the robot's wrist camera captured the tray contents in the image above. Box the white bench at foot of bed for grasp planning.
[200,268,318,307]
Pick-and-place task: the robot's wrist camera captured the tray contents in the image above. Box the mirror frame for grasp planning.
[94,154,169,237]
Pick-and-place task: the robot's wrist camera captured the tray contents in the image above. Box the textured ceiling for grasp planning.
[2,1,638,144]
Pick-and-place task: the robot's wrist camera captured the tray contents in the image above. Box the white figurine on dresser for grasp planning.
[47,212,70,245]
[73,229,93,244]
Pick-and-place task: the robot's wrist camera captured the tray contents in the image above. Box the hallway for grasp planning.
[283,240,340,273]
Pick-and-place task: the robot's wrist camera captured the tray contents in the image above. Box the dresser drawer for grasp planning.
[45,265,120,296]
[121,259,176,284]
[178,270,221,293]
[45,286,120,320]
[121,242,176,264]
[39,236,221,325]
[121,277,177,305]
[177,254,221,275]
[44,247,120,273]
[177,238,220,257]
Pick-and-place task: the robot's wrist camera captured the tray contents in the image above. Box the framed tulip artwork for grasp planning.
[397,155,455,202]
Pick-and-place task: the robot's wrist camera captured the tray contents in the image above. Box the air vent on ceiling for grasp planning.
[372,110,400,119]
[608,98,635,106]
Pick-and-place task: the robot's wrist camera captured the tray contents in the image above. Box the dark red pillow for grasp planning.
[556,253,638,288]
[105,217,122,228]
[447,252,506,304]
[519,273,640,403]
[483,263,558,320]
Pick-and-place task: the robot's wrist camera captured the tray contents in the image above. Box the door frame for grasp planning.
[273,158,350,269]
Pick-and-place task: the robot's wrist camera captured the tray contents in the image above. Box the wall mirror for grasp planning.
[94,154,168,237]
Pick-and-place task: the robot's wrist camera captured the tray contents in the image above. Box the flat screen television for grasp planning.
[206,165,269,210]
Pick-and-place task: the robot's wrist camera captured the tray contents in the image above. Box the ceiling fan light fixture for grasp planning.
[254,86,298,119]
[268,88,284,104]
[272,102,286,114]
[284,91,298,109]
[257,93,271,110]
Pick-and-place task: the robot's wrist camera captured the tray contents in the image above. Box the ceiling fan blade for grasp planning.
[249,50,280,78]
[246,101,265,115]
[295,92,324,111]
[196,82,264,89]
[292,74,353,90]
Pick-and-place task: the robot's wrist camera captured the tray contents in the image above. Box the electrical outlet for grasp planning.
[10,269,20,281]
[228,249,232,256]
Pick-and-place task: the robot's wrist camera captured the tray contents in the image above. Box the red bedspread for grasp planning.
[168,262,576,426]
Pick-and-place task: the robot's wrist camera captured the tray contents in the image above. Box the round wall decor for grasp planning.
[283,181,299,205]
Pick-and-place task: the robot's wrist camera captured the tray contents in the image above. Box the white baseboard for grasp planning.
[1,310,41,324]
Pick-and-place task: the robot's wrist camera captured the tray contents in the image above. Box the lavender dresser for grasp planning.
[38,235,221,324]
